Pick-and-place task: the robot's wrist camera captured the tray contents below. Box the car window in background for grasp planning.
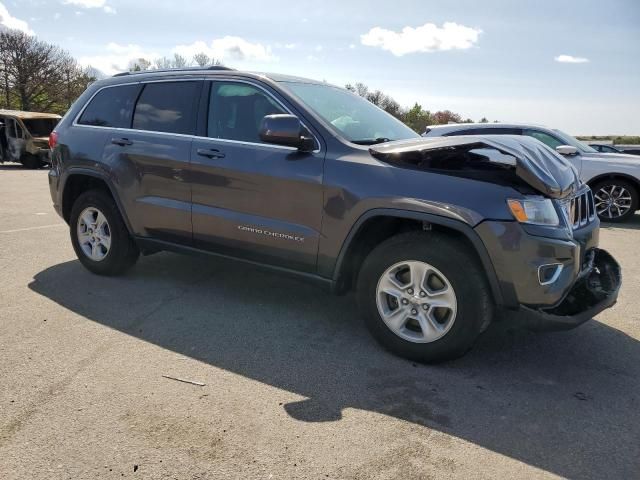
[78,84,140,128]
[22,118,59,137]
[551,129,597,153]
[207,82,287,143]
[132,82,199,135]
[281,82,419,144]
[523,129,565,150]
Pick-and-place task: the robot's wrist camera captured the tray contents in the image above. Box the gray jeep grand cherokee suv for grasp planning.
[48,67,621,362]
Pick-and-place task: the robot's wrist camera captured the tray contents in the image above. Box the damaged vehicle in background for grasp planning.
[425,123,640,223]
[0,110,61,169]
[48,68,621,362]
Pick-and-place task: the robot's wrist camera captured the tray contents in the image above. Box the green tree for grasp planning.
[401,103,432,133]
[0,30,95,113]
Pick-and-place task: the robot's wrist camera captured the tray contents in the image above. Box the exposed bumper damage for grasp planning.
[512,249,621,331]
[370,135,581,199]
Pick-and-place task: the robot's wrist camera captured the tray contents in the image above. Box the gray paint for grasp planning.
[49,68,618,321]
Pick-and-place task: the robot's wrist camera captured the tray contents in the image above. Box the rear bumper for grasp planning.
[509,249,621,331]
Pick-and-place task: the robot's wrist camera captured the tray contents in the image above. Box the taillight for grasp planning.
[48,131,58,149]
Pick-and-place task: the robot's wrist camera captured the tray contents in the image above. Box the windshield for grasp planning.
[552,129,597,153]
[281,82,419,145]
[21,118,59,137]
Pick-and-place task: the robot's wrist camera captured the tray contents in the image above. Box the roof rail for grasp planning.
[113,65,233,77]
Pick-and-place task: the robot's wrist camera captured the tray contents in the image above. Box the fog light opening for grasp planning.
[538,263,563,285]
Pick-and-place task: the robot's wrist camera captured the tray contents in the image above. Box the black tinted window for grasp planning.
[133,82,199,135]
[78,84,139,128]
[208,82,286,143]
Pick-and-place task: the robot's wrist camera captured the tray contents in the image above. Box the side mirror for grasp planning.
[259,114,315,152]
[556,145,579,156]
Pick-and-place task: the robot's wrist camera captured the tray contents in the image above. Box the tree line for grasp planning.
[0,29,493,132]
[345,82,494,133]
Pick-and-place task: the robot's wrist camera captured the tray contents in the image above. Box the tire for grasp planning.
[356,231,493,363]
[69,189,139,275]
[592,179,638,223]
[20,154,45,169]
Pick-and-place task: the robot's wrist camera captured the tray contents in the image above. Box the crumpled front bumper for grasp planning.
[511,249,621,331]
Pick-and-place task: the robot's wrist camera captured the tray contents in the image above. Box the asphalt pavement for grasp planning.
[1,165,639,479]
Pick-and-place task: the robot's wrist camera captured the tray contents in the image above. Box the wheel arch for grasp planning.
[61,169,133,234]
[587,172,640,194]
[331,209,505,307]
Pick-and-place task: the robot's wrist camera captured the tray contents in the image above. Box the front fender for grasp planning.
[328,208,505,307]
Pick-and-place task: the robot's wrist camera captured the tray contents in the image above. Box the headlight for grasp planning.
[507,198,560,226]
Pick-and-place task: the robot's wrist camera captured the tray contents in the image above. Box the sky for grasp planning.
[1,0,639,135]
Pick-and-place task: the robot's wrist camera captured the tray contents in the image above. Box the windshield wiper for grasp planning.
[351,137,393,145]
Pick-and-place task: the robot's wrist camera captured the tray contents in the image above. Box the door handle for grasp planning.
[111,137,133,146]
[197,148,225,159]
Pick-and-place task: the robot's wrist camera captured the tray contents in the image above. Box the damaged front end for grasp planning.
[515,249,621,331]
[369,135,581,199]
[370,135,622,331]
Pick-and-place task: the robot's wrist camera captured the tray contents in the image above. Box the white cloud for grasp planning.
[77,42,160,75]
[78,36,276,76]
[173,36,276,62]
[63,0,116,14]
[554,54,589,64]
[0,2,34,34]
[361,21,481,56]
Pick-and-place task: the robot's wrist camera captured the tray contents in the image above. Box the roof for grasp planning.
[100,66,327,87]
[0,109,62,120]
[426,122,551,132]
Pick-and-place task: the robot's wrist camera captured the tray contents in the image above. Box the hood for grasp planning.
[369,135,581,199]
[582,151,640,164]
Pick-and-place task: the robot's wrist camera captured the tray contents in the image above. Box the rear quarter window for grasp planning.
[78,84,140,128]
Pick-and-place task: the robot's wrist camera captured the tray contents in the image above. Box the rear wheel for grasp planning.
[592,179,638,223]
[69,189,139,275]
[357,231,493,363]
[21,153,45,169]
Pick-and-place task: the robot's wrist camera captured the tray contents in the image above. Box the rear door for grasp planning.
[190,79,325,272]
[100,79,202,244]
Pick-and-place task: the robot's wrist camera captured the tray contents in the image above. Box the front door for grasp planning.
[190,80,325,273]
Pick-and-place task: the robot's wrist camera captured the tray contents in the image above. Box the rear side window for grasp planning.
[78,84,139,128]
[132,82,199,135]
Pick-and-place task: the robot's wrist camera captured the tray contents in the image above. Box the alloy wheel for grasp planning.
[76,206,111,261]
[376,260,457,343]
[594,184,633,220]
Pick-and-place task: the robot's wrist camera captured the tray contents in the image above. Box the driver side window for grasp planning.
[207,82,286,144]
[523,129,564,149]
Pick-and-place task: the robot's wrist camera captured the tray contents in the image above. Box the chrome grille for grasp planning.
[561,189,596,229]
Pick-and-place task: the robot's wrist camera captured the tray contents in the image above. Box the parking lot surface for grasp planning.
[1,166,639,479]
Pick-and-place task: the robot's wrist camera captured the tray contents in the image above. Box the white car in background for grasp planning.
[424,123,640,222]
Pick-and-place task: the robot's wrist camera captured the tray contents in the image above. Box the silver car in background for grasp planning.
[424,123,640,222]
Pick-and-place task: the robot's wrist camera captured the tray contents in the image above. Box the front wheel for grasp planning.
[357,232,493,363]
[592,179,638,223]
